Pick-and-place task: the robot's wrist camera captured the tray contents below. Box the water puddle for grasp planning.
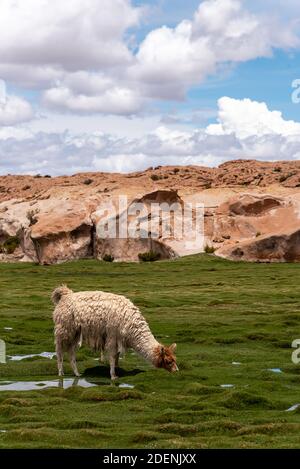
[8,352,56,361]
[268,368,282,374]
[3,328,13,331]
[232,362,241,365]
[220,384,234,388]
[0,430,7,433]
[0,378,96,391]
[285,403,300,412]
[118,383,135,389]
[0,340,5,364]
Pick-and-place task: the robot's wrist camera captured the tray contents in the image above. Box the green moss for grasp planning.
[0,255,299,448]
[221,391,279,410]
[102,254,114,262]
[204,245,216,254]
[80,387,143,401]
[138,250,161,262]
[2,236,20,254]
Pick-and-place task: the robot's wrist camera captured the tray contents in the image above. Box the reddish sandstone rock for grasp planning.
[30,202,94,264]
[0,160,300,263]
[217,229,300,262]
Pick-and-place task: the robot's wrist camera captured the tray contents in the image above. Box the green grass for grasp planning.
[0,255,300,448]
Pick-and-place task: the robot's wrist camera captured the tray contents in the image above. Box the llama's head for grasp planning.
[154,343,178,372]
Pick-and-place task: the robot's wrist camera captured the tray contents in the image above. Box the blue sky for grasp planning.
[0,0,300,175]
[186,51,300,123]
[133,0,300,123]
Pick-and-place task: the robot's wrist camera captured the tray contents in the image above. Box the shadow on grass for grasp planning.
[82,365,145,379]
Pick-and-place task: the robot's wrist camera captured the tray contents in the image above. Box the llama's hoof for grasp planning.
[111,375,118,381]
[74,373,81,377]
[58,372,64,377]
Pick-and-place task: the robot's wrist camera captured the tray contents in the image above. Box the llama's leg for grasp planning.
[100,349,105,363]
[68,344,80,377]
[109,352,119,380]
[56,340,64,377]
[115,351,120,369]
[106,335,119,380]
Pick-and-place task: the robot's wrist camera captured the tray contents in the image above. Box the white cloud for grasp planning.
[0,1,300,171]
[1,97,300,175]
[133,0,300,100]
[0,0,143,114]
[27,110,162,139]
[0,0,299,114]
[207,97,300,138]
[0,80,33,125]
[0,0,140,73]
[0,126,33,141]
[43,84,143,115]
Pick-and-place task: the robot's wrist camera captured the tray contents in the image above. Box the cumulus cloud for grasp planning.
[133,0,300,100]
[43,84,143,115]
[1,97,300,175]
[0,80,33,125]
[0,0,143,114]
[41,71,144,116]
[0,0,299,114]
[0,0,140,73]
[207,97,300,138]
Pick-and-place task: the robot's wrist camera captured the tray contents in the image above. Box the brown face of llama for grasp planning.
[154,343,178,372]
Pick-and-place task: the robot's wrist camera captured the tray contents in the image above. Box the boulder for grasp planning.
[217,229,300,262]
[95,237,176,262]
[30,202,94,264]
[217,194,283,216]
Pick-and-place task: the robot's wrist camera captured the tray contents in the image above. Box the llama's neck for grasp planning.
[129,328,161,366]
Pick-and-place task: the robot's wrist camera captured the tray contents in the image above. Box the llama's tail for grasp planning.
[51,285,73,305]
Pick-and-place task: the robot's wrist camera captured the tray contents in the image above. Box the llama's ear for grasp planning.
[169,343,177,353]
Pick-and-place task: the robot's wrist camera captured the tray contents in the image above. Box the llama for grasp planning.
[52,285,178,379]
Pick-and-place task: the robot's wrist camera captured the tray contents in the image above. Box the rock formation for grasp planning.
[1,159,300,263]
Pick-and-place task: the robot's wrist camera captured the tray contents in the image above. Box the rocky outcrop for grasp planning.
[0,191,182,264]
[1,160,300,264]
[93,190,184,261]
[29,201,96,264]
[31,224,93,265]
[213,194,300,262]
[217,229,300,262]
[95,238,176,262]
[1,159,300,204]
[217,194,282,217]
[0,198,96,264]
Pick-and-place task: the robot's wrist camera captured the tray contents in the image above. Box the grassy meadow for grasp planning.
[0,254,300,448]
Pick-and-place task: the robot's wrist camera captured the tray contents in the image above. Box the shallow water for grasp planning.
[8,352,56,361]
[118,383,135,389]
[220,384,234,388]
[0,378,96,391]
[268,368,282,373]
[286,403,300,412]
[0,340,5,364]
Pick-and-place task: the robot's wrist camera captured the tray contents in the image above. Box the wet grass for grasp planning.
[0,255,300,448]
